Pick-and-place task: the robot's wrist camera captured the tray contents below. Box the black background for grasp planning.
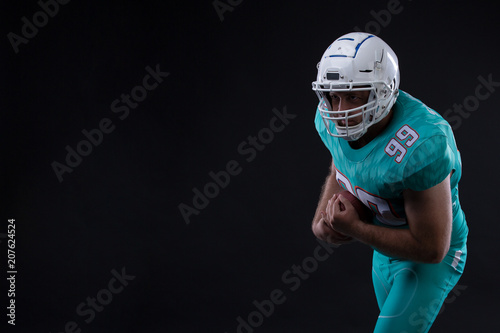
[2,0,499,332]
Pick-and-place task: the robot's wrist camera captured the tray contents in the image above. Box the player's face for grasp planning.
[327,90,371,126]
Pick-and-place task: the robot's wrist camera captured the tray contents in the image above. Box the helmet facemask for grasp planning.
[315,83,377,141]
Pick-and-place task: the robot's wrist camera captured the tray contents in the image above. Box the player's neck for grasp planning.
[349,109,394,149]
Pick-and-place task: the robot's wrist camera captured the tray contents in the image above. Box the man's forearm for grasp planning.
[350,222,445,263]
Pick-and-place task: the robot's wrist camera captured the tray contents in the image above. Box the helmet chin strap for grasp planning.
[339,120,367,141]
[344,132,364,142]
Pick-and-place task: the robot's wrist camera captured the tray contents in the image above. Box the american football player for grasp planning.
[311,32,468,332]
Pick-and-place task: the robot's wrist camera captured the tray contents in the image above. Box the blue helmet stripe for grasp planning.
[353,35,375,58]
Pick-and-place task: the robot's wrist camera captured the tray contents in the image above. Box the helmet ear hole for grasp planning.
[390,78,397,90]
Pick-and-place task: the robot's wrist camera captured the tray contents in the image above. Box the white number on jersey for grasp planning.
[384,125,420,164]
[336,171,407,227]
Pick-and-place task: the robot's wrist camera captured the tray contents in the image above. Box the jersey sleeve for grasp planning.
[402,135,455,191]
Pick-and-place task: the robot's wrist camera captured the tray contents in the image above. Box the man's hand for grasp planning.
[312,215,354,245]
[324,193,363,236]
[311,160,355,245]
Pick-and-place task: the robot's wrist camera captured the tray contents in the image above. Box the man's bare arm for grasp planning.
[326,175,453,263]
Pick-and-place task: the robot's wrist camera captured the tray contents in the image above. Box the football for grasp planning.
[339,190,374,223]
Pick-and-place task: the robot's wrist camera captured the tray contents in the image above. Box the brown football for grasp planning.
[339,190,374,223]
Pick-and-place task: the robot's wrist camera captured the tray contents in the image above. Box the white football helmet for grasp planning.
[312,32,400,141]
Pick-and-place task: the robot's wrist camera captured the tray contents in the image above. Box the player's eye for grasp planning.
[329,94,340,102]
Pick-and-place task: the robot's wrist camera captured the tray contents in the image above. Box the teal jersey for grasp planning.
[315,90,468,252]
